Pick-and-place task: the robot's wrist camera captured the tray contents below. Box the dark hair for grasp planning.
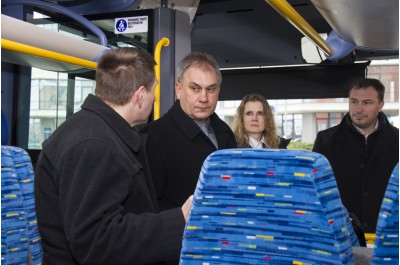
[95,48,156,105]
[349,78,385,102]
[233,93,280,148]
[176,52,222,86]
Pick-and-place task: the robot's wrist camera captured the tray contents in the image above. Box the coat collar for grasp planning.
[81,94,141,153]
[169,100,209,141]
[334,112,388,141]
[168,100,231,145]
[334,112,397,159]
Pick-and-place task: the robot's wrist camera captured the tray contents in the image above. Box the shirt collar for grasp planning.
[194,118,211,130]
[81,94,141,152]
[248,136,266,148]
[352,119,379,138]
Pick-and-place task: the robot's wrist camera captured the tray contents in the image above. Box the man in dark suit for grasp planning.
[313,78,399,233]
[35,48,192,265]
[143,52,237,211]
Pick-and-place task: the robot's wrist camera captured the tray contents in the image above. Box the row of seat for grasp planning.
[2,110,43,265]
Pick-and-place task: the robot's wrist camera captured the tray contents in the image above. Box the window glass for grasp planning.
[74,77,96,112]
[28,69,96,149]
[29,68,67,149]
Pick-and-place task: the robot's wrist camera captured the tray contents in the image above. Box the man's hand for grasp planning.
[181,195,193,222]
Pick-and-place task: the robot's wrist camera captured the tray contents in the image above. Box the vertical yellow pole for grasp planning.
[154,37,170,120]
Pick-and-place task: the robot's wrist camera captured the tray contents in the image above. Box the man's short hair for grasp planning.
[95,48,156,105]
[349,78,385,102]
[176,52,222,86]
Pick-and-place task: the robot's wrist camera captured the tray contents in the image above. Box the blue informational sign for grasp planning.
[114,16,148,34]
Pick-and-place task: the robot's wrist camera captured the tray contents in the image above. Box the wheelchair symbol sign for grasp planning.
[116,19,127,32]
[114,16,148,34]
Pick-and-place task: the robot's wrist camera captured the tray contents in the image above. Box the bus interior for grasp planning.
[1,0,399,263]
[2,0,398,156]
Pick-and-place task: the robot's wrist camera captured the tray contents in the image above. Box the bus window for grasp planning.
[28,69,96,150]
[74,77,96,113]
[29,68,68,149]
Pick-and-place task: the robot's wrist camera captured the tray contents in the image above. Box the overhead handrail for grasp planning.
[153,37,170,120]
[265,0,335,57]
[2,0,108,48]
[55,0,141,16]
[2,38,97,70]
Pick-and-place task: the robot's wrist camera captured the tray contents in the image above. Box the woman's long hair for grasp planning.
[233,93,280,148]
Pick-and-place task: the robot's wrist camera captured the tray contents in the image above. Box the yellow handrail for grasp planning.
[265,0,335,57]
[153,37,170,120]
[365,233,375,245]
[1,38,97,69]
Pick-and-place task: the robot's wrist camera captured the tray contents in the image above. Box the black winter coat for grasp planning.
[35,95,186,265]
[313,112,399,232]
[143,100,237,211]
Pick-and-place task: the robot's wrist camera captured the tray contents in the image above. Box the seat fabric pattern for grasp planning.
[2,147,29,265]
[371,163,399,265]
[180,148,355,265]
[1,146,43,265]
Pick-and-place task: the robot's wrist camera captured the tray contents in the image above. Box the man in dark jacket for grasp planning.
[143,52,237,212]
[35,48,192,265]
[313,78,399,233]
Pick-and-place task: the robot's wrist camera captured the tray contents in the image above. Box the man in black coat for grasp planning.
[35,48,192,265]
[143,52,237,212]
[313,78,399,233]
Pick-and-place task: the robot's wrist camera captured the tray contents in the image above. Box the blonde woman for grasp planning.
[234,93,291,149]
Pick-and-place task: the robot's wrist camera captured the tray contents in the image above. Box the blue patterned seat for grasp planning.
[371,163,399,265]
[1,146,43,265]
[180,148,355,264]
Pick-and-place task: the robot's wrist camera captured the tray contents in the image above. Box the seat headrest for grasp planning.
[2,110,9,145]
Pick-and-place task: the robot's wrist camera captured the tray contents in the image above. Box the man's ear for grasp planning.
[379,100,384,112]
[133,86,146,107]
[175,82,181,100]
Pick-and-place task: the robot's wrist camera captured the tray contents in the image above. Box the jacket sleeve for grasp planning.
[58,139,185,265]
[144,132,167,200]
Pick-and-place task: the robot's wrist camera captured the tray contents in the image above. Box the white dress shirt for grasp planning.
[248,136,267,148]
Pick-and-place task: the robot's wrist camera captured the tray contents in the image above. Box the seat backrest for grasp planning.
[371,163,399,265]
[180,148,355,265]
[1,146,43,265]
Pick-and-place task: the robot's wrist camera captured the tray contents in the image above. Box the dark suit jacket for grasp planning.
[143,100,237,210]
[313,112,399,232]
